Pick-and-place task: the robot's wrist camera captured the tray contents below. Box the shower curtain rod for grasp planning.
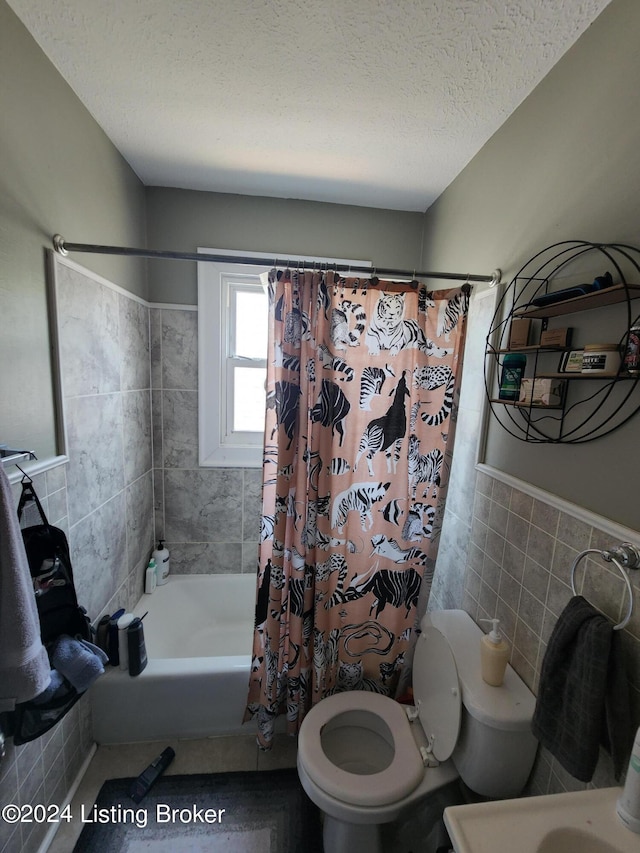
[52,235,501,286]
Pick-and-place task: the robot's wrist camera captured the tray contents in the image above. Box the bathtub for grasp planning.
[91,574,257,744]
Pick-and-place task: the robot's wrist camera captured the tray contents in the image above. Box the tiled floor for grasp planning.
[47,734,299,852]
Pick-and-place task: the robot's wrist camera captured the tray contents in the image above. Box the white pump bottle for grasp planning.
[153,539,170,585]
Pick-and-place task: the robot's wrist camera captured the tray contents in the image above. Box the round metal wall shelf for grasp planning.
[485,240,640,443]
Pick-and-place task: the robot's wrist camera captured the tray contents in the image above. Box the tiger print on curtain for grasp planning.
[244,269,469,748]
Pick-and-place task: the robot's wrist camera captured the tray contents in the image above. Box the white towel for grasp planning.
[0,468,50,711]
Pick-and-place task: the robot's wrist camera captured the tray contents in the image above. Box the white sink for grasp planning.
[444,787,639,853]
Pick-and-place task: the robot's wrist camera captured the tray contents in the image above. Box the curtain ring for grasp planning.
[350,266,358,295]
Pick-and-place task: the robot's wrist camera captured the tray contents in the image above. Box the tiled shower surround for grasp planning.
[150,307,262,575]
[3,272,640,853]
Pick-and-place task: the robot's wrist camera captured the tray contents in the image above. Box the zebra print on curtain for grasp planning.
[244,269,469,748]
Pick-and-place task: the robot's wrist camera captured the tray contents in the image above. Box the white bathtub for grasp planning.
[91,574,257,744]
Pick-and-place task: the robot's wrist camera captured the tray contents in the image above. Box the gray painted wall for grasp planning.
[420,0,640,530]
[145,187,424,304]
[0,1,147,463]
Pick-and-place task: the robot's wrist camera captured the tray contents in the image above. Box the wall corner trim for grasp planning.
[35,742,97,853]
[476,463,640,548]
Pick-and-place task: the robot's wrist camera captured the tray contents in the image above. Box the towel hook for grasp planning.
[570,547,636,630]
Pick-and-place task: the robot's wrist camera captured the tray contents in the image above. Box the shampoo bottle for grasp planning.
[144,559,157,594]
[153,539,170,585]
[617,726,640,833]
[127,616,148,677]
[107,608,126,666]
[480,618,510,686]
[117,613,135,672]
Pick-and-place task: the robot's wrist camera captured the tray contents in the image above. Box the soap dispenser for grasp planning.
[153,539,170,585]
[480,618,510,686]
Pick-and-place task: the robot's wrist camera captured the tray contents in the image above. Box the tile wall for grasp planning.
[1,468,93,853]
[430,467,640,796]
[150,307,262,575]
[0,258,154,853]
[56,261,154,620]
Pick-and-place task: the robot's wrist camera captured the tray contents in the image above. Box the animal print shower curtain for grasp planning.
[244,269,468,748]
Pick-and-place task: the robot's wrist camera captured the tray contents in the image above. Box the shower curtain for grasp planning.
[244,269,468,748]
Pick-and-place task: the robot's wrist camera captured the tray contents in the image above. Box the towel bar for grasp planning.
[570,544,639,630]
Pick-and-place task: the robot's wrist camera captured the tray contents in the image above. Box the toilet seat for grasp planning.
[298,691,425,807]
[413,625,461,762]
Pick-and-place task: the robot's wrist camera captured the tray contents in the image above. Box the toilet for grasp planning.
[297,609,538,853]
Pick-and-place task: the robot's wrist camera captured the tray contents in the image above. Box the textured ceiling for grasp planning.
[8,0,612,211]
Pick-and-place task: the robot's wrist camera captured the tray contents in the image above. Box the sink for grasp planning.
[444,787,639,853]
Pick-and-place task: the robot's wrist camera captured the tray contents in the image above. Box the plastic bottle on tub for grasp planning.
[144,559,157,594]
[153,540,170,585]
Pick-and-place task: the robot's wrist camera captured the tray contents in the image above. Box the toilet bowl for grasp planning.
[297,610,538,853]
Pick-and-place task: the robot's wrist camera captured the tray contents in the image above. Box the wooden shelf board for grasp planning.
[535,372,633,379]
[489,398,563,410]
[513,283,640,319]
[487,345,567,354]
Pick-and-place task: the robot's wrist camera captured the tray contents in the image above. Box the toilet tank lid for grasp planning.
[424,610,536,732]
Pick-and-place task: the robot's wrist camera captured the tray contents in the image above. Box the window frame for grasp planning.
[198,248,371,468]
[198,253,270,468]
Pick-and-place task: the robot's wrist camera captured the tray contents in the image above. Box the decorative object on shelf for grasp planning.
[485,240,640,443]
[529,271,614,308]
[559,350,584,373]
[623,321,640,376]
[581,343,621,376]
[540,327,572,348]
[498,352,526,400]
[518,378,565,407]
[508,318,531,349]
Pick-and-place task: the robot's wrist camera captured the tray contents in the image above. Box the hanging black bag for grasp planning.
[17,480,91,645]
[6,479,93,744]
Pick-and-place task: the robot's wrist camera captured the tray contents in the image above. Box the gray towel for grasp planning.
[51,635,108,692]
[532,595,631,782]
[0,468,50,711]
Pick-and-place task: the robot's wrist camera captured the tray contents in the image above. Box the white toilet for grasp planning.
[297,609,538,853]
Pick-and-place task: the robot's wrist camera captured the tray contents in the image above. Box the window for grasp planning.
[226,282,268,434]
[198,249,370,467]
[199,253,270,467]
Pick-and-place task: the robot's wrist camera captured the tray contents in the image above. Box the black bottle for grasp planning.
[127,617,148,676]
[129,747,175,803]
[107,608,125,666]
[95,614,111,655]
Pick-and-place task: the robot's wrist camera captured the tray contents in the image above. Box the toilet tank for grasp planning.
[424,610,538,799]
